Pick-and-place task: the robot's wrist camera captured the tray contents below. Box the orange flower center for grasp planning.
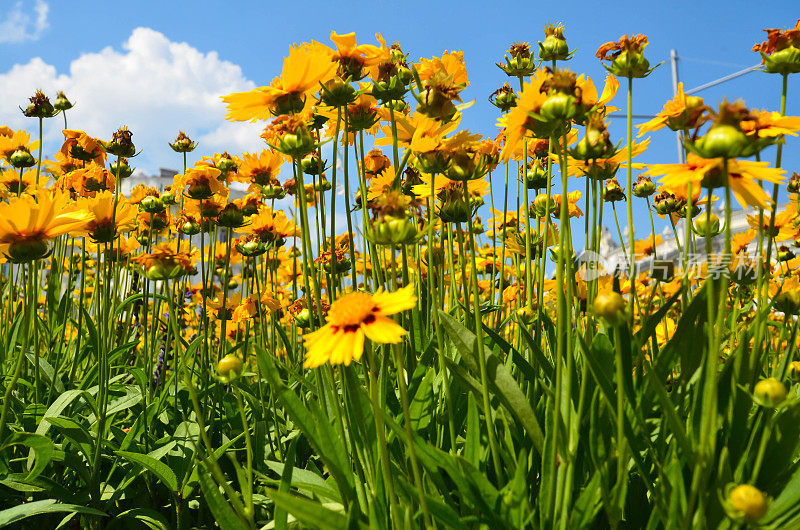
[328,292,377,330]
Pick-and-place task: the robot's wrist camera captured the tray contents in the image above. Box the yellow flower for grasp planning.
[643,155,784,209]
[222,42,335,120]
[637,82,706,136]
[0,129,39,159]
[75,191,138,242]
[0,190,89,261]
[303,285,416,368]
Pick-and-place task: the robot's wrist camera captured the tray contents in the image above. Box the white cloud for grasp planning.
[0,1,49,44]
[0,26,265,174]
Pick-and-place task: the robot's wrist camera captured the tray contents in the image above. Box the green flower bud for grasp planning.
[726,484,768,524]
[8,148,35,169]
[693,213,721,238]
[593,291,627,326]
[754,378,788,407]
[217,354,244,382]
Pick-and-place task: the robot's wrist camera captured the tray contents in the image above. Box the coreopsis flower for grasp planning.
[414,51,470,121]
[44,151,82,178]
[261,111,318,158]
[595,34,658,78]
[60,130,106,165]
[634,235,662,256]
[328,31,388,80]
[566,138,649,181]
[746,203,797,240]
[499,69,617,160]
[362,148,391,176]
[222,42,335,120]
[134,242,195,280]
[740,110,800,138]
[752,19,800,75]
[637,83,707,136]
[237,206,298,245]
[0,129,39,169]
[177,165,225,200]
[686,100,777,159]
[0,168,36,195]
[644,155,785,209]
[303,285,416,368]
[61,164,116,197]
[368,42,412,103]
[0,190,89,262]
[76,191,138,243]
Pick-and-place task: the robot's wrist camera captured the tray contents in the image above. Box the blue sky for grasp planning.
[0,0,797,248]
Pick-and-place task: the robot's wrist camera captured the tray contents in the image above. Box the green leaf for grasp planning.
[275,439,297,530]
[116,450,178,491]
[0,499,105,526]
[409,368,434,432]
[2,432,54,480]
[197,464,246,530]
[116,508,171,530]
[264,488,365,530]
[439,310,544,453]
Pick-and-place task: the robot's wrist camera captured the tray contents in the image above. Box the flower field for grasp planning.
[1,19,800,529]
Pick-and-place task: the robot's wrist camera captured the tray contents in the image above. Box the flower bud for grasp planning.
[186,182,214,200]
[524,161,548,190]
[8,148,35,169]
[53,91,74,111]
[774,289,800,315]
[179,219,201,236]
[109,158,133,180]
[593,291,626,326]
[139,196,165,214]
[653,191,678,215]
[633,175,656,198]
[215,152,238,173]
[496,43,537,77]
[538,24,571,62]
[320,77,357,107]
[727,484,768,523]
[22,90,56,118]
[105,126,136,157]
[754,377,788,407]
[301,154,326,175]
[788,172,800,194]
[531,193,558,218]
[262,184,286,200]
[217,354,244,381]
[789,361,800,381]
[693,213,721,237]
[777,245,796,262]
[161,188,177,205]
[169,131,197,153]
[602,179,625,203]
[370,215,418,246]
[490,84,518,113]
[516,305,536,325]
[730,262,757,286]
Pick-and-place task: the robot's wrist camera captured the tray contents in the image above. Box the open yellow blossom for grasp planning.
[637,82,706,136]
[303,285,416,368]
[222,42,335,120]
[0,190,89,261]
[643,155,784,209]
